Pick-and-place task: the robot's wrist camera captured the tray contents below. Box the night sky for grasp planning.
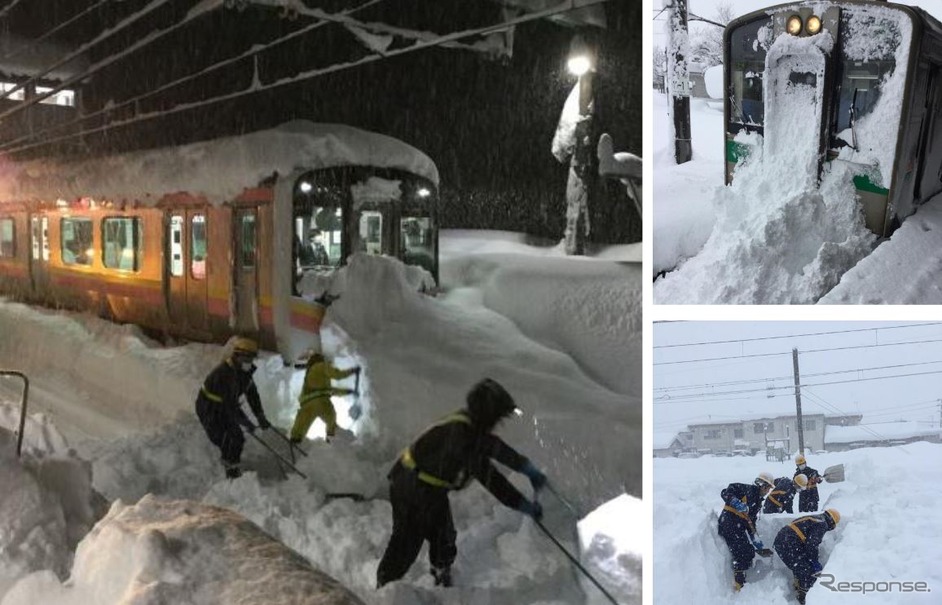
[3,0,640,243]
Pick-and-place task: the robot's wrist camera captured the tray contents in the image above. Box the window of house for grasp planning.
[805,420,816,431]
[61,217,93,266]
[734,429,744,439]
[0,218,14,257]
[754,423,765,434]
[102,217,142,271]
[706,430,722,440]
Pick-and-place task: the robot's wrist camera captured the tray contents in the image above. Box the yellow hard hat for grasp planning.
[794,473,808,490]
[755,472,775,488]
[232,337,259,356]
[795,454,807,465]
[825,509,840,527]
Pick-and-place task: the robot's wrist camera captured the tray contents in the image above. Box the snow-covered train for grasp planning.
[0,122,439,360]
[724,0,942,236]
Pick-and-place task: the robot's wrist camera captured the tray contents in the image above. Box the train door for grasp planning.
[233,207,259,333]
[166,210,209,332]
[28,215,49,294]
[764,48,827,178]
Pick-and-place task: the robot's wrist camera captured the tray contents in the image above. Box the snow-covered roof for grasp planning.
[826,422,941,444]
[687,411,842,428]
[653,432,680,449]
[0,121,439,206]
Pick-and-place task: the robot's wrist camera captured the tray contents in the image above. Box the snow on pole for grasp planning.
[666,0,692,164]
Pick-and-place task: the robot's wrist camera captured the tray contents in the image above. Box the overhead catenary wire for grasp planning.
[0,0,387,155]
[0,0,176,106]
[0,0,607,155]
[654,322,942,349]
[0,0,25,21]
[0,0,110,66]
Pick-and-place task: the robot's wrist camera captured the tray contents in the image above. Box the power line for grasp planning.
[0,0,110,66]
[0,0,25,21]
[655,337,942,366]
[656,358,942,393]
[655,323,942,349]
[0,0,387,155]
[0,0,606,154]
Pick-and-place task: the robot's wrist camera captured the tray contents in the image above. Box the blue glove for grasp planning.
[752,539,764,551]
[730,499,748,513]
[811,560,823,575]
[518,499,543,521]
[521,461,547,491]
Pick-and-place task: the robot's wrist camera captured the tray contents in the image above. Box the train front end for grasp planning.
[724,1,920,236]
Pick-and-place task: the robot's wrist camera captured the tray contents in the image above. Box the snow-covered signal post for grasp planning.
[723,0,942,237]
[0,122,440,363]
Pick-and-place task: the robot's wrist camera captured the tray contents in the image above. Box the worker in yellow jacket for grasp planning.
[289,352,360,443]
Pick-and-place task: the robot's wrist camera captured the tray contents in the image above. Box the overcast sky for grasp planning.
[652,0,942,50]
[654,321,942,436]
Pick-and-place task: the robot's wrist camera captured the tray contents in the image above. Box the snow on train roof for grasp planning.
[0,121,439,205]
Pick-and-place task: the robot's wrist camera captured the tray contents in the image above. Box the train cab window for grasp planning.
[727,16,773,132]
[41,217,49,261]
[310,206,343,266]
[61,217,93,266]
[102,217,142,271]
[358,211,383,255]
[401,217,434,273]
[0,218,13,258]
[191,215,207,280]
[30,217,40,260]
[240,214,256,269]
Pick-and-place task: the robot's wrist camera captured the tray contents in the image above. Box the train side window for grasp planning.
[41,217,49,262]
[358,211,383,255]
[312,206,343,266]
[170,215,184,277]
[61,217,93,266]
[240,213,256,269]
[0,217,14,258]
[191,215,207,280]
[102,217,142,272]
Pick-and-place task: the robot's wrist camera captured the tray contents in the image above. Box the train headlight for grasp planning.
[806,15,822,35]
[786,15,802,35]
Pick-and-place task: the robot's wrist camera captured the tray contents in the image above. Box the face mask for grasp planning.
[798,463,806,470]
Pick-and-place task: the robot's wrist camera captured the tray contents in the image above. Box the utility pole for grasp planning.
[667,0,692,163]
[793,348,805,454]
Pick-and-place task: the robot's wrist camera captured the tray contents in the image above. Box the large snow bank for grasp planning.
[0,424,101,601]
[0,122,438,205]
[655,443,942,604]
[1,495,366,605]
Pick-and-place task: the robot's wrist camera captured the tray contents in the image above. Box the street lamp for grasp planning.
[563,33,596,256]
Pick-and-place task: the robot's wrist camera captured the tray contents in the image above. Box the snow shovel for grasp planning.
[348,368,362,420]
[823,464,845,483]
[269,426,309,460]
[534,518,619,605]
[248,431,307,479]
[544,481,581,518]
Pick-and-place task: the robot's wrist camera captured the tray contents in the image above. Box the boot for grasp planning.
[796,588,807,604]
[431,566,452,587]
[733,570,745,591]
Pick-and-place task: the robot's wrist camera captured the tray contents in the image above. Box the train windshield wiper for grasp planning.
[849,88,860,151]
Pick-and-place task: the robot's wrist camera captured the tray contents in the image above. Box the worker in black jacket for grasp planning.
[795,454,822,512]
[376,378,547,589]
[195,337,271,479]
[718,472,775,591]
[773,509,841,604]
[763,474,808,514]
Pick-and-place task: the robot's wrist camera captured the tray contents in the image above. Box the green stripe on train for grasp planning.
[853,174,889,195]
[726,140,751,164]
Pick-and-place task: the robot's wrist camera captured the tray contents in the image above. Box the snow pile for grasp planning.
[0,425,101,601]
[819,197,942,303]
[577,494,643,604]
[655,150,876,303]
[1,495,366,605]
[0,122,438,205]
[655,444,942,604]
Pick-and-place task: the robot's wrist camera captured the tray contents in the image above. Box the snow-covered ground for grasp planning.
[655,443,942,604]
[0,231,641,605]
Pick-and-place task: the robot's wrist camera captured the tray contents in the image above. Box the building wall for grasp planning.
[689,415,827,454]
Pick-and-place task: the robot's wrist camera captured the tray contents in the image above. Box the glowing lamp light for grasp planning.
[417,187,431,198]
[787,15,803,35]
[299,181,313,193]
[567,34,594,76]
[806,15,822,35]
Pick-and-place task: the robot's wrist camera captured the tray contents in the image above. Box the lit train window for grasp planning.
[169,215,184,277]
[312,205,343,267]
[61,217,93,266]
[34,86,75,107]
[102,217,142,271]
[0,218,13,257]
[191,215,207,280]
[240,214,256,269]
[0,82,24,101]
[31,217,39,260]
[358,211,383,255]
